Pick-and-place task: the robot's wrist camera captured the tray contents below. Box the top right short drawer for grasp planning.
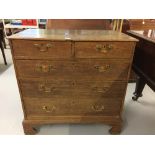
[74,42,134,59]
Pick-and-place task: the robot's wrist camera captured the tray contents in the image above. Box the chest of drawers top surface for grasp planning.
[9,29,137,41]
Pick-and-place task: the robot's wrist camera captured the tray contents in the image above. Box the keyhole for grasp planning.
[72,81,76,86]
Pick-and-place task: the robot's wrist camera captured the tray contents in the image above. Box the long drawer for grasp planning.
[75,42,134,58]
[20,79,127,98]
[16,59,130,80]
[24,97,122,117]
[12,40,72,59]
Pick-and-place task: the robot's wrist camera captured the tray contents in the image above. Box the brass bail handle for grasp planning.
[35,64,55,73]
[92,86,109,93]
[34,43,52,52]
[96,44,112,53]
[42,105,56,112]
[94,64,110,72]
[92,105,105,112]
[38,84,56,93]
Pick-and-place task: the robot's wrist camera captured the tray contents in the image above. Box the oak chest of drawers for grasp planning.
[9,29,137,134]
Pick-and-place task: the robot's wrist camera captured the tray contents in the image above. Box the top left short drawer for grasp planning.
[11,40,72,59]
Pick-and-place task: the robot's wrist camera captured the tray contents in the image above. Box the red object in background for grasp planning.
[22,19,37,26]
[22,20,27,25]
[32,20,37,26]
[27,20,33,25]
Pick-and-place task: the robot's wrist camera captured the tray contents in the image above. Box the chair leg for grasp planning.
[0,41,7,65]
[2,30,7,49]
[2,37,6,49]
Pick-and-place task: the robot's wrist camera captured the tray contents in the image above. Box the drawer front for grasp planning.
[20,79,127,98]
[75,42,134,58]
[16,59,130,80]
[24,97,122,117]
[12,40,72,59]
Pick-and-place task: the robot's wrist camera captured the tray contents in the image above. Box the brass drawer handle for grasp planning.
[38,84,56,93]
[92,87,109,93]
[34,43,52,52]
[42,105,56,112]
[92,105,104,112]
[94,65,110,72]
[96,44,112,53]
[35,64,56,73]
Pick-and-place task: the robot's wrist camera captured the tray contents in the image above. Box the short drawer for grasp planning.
[24,97,122,117]
[75,42,134,58]
[11,40,72,59]
[20,79,127,98]
[16,59,130,81]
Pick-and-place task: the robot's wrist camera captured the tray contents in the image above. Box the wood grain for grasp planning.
[20,79,127,98]
[75,42,134,59]
[24,97,122,117]
[16,59,130,81]
[8,29,138,42]
[12,40,72,59]
[9,29,136,134]
[46,19,112,30]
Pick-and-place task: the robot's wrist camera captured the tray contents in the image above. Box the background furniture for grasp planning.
[127,30,155,101]
[2,19,39,37]
[0,21,6,47]
[128,19,155,30]
[38,19,47,29]
[0,21,7,65]
[112,19,124,32]
[46,19,112,30]
[123,19,155,82]
[122,19,155,32]
[9,29,137,134]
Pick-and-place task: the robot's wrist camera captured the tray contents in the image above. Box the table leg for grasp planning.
[132,76,146,101]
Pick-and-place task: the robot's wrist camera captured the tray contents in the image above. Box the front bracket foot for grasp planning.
[22,121,38,135]
[109,124,122,134]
